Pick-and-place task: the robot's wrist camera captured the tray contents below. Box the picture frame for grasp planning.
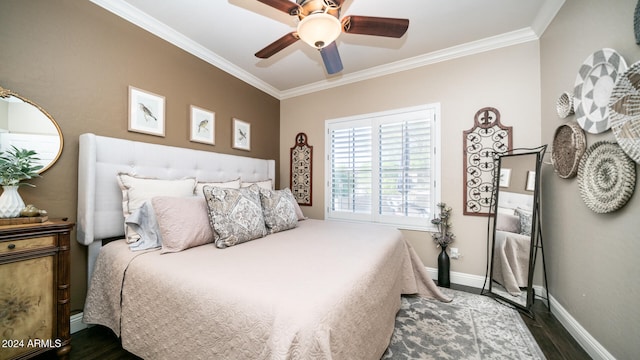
[189,105,215,145]
[499,168,511,187]
[232,118,250,151]
[128,86,165,137]
[526,171,536,191]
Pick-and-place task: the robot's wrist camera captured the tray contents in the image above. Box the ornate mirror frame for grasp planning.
[0,86,64,173]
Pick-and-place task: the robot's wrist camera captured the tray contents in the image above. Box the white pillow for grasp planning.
[116,173,197,242]
[241,179,272,190]
[194,178,240,197]
[292,199,307,221]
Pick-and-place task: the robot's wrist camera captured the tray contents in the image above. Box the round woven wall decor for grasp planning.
[552,123,586,179]
[608,60,640,164]
[577,141,636,213]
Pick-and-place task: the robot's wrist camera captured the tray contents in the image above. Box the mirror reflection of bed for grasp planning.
[492,190,534,307]
[488,149,546,313]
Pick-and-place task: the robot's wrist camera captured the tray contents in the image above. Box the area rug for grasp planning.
[382,289,546,359]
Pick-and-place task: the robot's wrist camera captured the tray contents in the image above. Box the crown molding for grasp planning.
[280,27,539,99]
[89,0,281,98]
[91,0,563,101]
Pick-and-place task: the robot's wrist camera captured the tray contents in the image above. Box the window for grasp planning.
[325,104,440,230]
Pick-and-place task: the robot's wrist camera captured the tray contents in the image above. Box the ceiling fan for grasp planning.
[254,0,409,74]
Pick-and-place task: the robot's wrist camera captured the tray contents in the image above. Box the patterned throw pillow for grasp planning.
[514,208,533,236]
[203,184,266,248]
[259,188,298,234]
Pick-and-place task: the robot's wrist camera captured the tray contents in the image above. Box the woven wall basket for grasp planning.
[577,141,636,213]
[551,122,586,179]
[608,60,640,164]
[556,92,574,118]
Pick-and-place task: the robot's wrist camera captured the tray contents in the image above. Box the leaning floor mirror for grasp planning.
[486,146,548,317]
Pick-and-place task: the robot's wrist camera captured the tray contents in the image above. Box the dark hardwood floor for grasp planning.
[34,285,590,360]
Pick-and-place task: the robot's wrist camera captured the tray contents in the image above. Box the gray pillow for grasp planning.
[514,208,533,236]
[259,188,298,234]
[203,184,266,249]
[125,200,162,251]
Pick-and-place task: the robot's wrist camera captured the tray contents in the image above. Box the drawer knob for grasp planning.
[7,243,16,250]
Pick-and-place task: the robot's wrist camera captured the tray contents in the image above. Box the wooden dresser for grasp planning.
[0,219,74,360]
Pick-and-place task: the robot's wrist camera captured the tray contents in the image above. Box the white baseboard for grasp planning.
[426,267,613,360]
[547,295,615,360]
[70,313,88,334]
[425,266,489,289]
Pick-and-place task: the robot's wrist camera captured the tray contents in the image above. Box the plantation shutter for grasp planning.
[329,124,372,216]
[326,104,439,229]
[378,113,432,219]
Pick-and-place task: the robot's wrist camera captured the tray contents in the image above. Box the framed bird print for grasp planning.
[232,118,250,151]
[189,105,215,145]
[128,86,165,137]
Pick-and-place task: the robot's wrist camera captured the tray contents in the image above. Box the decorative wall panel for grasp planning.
[290,133,312,206]
[463,107,512,216]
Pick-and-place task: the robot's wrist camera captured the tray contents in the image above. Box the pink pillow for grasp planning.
[151,196,214,254]
[496,212,521,234]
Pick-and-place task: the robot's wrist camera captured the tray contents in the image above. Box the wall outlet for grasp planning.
[450,247,460,259]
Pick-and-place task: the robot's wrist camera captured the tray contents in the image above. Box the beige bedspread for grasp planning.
[492,230,531,296]
[84,219,451,360]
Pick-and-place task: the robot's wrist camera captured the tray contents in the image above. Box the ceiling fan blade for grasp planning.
[255,32,299,59]
[256,0,301,15]
[320,42,343,74]
[342,15,409,38]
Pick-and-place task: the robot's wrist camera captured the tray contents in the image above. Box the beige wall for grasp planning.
[281,41,542,275]
[540,0,640,358]
[0,0,280,313]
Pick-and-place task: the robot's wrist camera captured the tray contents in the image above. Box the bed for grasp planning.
[492,191,534,296]
[77,133,451,360]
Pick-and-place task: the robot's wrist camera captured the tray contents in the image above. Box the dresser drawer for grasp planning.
[0,235,56,254]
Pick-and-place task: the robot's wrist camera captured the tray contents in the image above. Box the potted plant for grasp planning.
[0,146,42,218]
[431,202,455,287]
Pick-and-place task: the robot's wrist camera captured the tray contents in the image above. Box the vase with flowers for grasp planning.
[0,146,42,218]
[431,202,455,287]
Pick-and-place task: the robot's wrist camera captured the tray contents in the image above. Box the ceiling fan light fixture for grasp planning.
[296,13,341,49]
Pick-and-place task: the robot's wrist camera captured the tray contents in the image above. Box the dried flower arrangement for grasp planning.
[431,202,455,248]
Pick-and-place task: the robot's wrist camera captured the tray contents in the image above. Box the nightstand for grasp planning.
[0,219,74,360]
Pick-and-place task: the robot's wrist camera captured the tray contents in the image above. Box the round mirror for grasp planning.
[0,86,63,173]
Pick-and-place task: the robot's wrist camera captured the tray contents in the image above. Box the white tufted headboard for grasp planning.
[77,133,275,279]
[497,191,534,212]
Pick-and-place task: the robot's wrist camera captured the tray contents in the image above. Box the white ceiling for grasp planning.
[90,0,564,99]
